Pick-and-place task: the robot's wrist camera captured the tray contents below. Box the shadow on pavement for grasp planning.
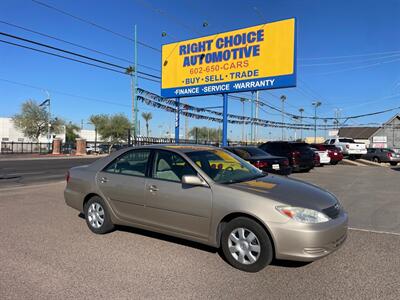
[78,213,216,254]
[271,259,311,268]
[78,213,312,269]
[391,167,400,172]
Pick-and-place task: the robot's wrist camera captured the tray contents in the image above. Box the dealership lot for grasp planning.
[1,163,400,299]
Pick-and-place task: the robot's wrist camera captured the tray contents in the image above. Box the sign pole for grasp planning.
[250,91,254,143]
[222,93,228,146]
[175,98,180,143]
[134,24,138,138]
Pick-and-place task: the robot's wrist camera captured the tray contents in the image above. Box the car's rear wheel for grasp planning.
[330,161,338,165]
[390,162,398,166]
[84,196,114,234]
[373,157,380,163]
[221,217,273,272]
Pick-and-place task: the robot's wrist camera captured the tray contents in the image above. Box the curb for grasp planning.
[0,154,107,162]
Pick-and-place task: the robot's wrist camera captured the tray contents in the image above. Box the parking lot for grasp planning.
[1,162,400,299]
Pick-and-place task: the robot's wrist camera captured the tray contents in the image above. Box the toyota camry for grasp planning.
[64,145,347,272]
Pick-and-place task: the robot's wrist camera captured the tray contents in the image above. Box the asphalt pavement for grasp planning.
[0,181,399,299]
[292,164,400,234]
[0,156,99,188]
[1,160,400,299]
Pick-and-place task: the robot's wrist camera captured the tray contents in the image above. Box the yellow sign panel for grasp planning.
[161,18,296,98]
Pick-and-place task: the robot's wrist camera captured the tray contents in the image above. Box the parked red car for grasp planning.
[311,144,343,165]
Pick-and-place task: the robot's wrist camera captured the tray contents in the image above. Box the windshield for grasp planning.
[339,138,355,143]
[186,149,264,184]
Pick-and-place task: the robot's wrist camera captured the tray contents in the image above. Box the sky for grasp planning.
[1,0,400,140]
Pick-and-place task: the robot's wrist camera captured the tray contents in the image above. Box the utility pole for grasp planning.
[45,90,51,143]
[240,98,246,143]
[280,95,286,140]
[324,119,328,139]
[40,90,51,147]
[299,108,304,141]
[255,91,259,142]
[312,101,322,143]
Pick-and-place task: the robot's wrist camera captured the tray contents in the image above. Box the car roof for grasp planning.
[123,144,219,153]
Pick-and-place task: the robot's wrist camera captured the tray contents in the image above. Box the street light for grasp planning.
[299,108,304,141]
[280,95,286,140]
[312,101,322,143]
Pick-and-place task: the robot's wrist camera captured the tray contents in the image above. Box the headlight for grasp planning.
[276,206,330,224]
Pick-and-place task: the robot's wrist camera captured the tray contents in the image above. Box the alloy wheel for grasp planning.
[87,202,105,229]
[228,227,261,265]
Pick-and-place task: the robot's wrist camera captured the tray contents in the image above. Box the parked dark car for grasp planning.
[311,144,343,165]
[259,142,314,172]
[224,146,292,175]
[362,148,400,166]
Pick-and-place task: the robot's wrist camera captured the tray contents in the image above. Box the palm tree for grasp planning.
[141,112,152,137]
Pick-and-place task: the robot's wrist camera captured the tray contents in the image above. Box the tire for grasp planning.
[84,196,115,234]
[373,157,380,163]
[390,162,398,166]
[221,217,273,272]
[330,161,338,165]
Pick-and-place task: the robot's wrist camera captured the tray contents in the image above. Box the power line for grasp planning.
[311,57,400,76]
[0,77,158,113]
[31,0,161,53]
[135,0,201,35]
[0,31,161,80]
[0,39,160,83]
[299,53,400,67]
[299,50,400,61]
[0,20,160,73]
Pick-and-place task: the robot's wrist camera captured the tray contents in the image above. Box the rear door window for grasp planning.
[104,149,150,177]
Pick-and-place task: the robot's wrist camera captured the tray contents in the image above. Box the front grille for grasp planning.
[322,204,340,219]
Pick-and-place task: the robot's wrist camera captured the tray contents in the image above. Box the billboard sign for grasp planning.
[161,18,296,98]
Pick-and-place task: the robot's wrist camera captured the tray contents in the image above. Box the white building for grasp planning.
[0,117,65,143]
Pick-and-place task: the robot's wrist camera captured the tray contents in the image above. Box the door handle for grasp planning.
[100,177,108,183]
[148,185,158,192]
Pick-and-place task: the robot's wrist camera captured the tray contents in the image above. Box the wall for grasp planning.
[370,116,400,149]
[0,117,65,142]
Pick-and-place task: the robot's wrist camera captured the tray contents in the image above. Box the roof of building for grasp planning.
[338,127,380,139]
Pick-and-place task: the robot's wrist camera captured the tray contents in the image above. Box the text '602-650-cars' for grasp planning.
[64,144,347,272]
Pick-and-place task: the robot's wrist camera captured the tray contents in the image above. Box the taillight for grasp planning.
[387,152,392,158]
[253,161,268,169]
[291,151,300,164]
[65,171,70,183]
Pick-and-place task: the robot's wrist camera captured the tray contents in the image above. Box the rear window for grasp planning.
[239,147,269,156]
[290,143,311,151]
[339,138,355,143]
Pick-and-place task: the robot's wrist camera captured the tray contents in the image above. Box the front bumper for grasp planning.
[269,211,348,261]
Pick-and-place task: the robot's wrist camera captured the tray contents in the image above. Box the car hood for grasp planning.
[229,175,337,211]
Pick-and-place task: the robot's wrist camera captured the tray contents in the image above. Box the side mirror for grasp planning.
[182,175,208,187]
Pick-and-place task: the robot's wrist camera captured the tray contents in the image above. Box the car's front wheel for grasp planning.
[221,217,273,272]
[390,162,398,166]
[84,196,115,234]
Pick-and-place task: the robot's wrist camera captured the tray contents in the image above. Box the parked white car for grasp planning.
[311,148,331,165]
[324,138,367,159]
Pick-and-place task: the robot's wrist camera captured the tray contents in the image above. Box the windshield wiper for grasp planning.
[224,173,266,184]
